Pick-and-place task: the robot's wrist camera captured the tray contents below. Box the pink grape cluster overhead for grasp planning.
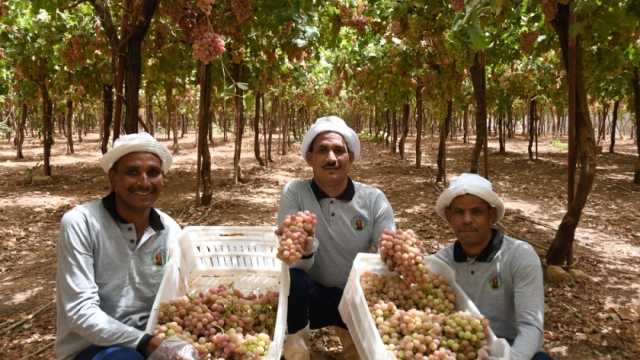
[193,31,225,64]
[154,285,278,359]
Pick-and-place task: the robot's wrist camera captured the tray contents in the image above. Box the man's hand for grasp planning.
[147,336,200,360]
[144,335,164,357]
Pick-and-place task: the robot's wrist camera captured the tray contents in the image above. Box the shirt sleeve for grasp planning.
[509,244,545,360]
[56,210,145,348]
[276,181,315,271]
[369,190,395,250]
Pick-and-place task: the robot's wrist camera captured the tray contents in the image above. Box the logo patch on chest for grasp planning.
[152,248,167,266]
[489,273,501,289]
[351,214,368,231]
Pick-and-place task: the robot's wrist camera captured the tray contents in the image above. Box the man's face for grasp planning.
[108,152,165,213]
[305,131,353,187]
[445,194,496,256]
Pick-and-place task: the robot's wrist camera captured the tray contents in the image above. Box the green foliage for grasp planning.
[0,121,11,137]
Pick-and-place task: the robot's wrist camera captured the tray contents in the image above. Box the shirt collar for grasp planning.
[101,192,165,231]
[310,178,355,202]
[453,229,503,263]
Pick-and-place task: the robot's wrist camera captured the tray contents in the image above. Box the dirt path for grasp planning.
[0,132,638,359]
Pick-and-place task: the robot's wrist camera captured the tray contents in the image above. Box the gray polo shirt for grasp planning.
[55,193,181,360]
[277,178,395,288]
[435,230,544,360]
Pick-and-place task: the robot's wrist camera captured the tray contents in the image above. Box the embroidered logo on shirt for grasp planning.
[153,249,167,266]
[490,274,501,289]
[351,215,367,231]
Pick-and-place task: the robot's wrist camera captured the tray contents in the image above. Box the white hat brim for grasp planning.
[435,186,505,223]
[100,137,172,173]
[300,116,360,161]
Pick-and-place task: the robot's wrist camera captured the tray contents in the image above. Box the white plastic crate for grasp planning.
[338,253,510,360]
[145,226,289,360]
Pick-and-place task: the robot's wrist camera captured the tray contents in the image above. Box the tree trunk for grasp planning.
[41,82,53,176]
[506,101,513,139]
[233,63,245,184]
[16,102,26,159]
[391,109,398,154]
[463,105,469,144]
[165,82,179,153]
[280,100,288,156]
[498,111,505,153]
[469,51,487,174]
[437,100,453,183]
[181,114,187,138]
[123,0,158,134]
[384,109,390,147]
[77,103,84,143]
[254,91,265,166]
[196,62,213,205]
[415,84,423,169]
[100,85,113,154]
[528,97,536,160]
[633,68,640,184]
[609,100,619,154]
[262,93,269,166]
[399,102,409,160]
[66,98,74,154]
[145,84,154,136]
[268,96,276,162]
[219,99,226,142]
[124,36,142,134]
[597,102,609,145]
[546,3,597,266]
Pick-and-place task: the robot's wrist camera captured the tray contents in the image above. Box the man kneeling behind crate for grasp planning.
[276,116,396,360]
[56,133,192,360]
[432,173,553,360]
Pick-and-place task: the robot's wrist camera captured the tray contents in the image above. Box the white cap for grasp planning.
[300,116,360,161]
[100,132,173,173]
[435,173,505,222]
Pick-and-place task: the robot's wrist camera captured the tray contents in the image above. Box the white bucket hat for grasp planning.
[100,132,173,173]
[300,116,360,161]
[435,173,505,222]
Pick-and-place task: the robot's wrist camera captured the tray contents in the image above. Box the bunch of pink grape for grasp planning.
[192,31,225,64]
[196,0,214,15]
[451,0,465,12]
[230,0,252,24]
[154,285,278,359]
[277,211,317,264]
[379,229,433,285]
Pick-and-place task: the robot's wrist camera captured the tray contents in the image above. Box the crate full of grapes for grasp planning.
[145,226,289,360]
[339,229,511,360]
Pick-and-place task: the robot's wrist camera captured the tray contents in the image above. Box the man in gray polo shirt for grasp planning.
[277,116,395,360]
[434,173,552,360]
[55,133,183,360]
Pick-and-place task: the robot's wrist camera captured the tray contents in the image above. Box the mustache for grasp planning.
[322,162,338,169]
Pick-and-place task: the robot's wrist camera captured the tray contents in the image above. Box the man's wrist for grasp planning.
[301,252,314,259]
[136,333,153,357]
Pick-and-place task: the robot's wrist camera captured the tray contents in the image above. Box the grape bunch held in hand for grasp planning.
[379,229,431,285]
[276,211,317,264]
